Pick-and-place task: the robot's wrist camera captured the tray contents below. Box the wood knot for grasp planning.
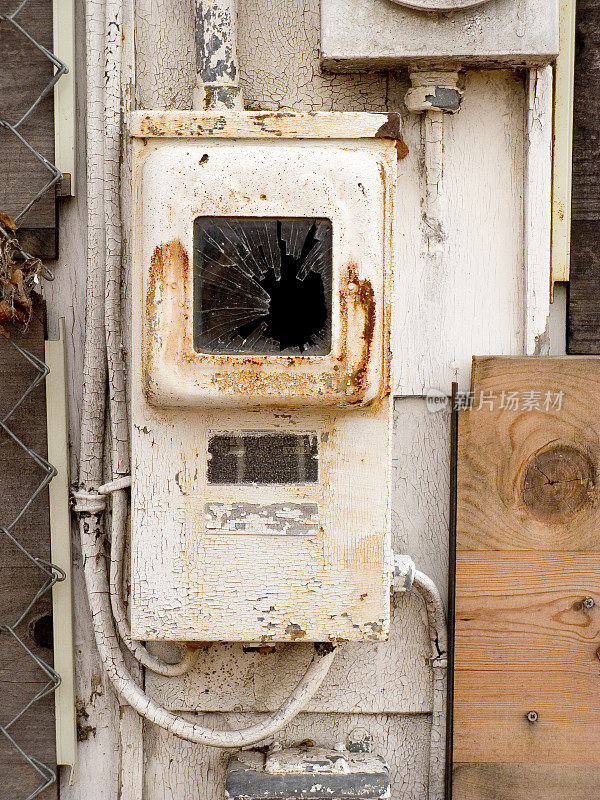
[522,447,595,523]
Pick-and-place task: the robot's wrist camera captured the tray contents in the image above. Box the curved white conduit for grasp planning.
[411,571,448,800]
[102,0,198,679]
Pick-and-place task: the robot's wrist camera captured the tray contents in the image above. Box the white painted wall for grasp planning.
[44,0,552,797]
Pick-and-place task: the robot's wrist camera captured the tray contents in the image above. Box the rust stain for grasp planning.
[395,135,409,160]
[146,241,383,406]
[145,239,192,401]
[341,266,376,402]
[374,110,409,158]
[374,112,402,141]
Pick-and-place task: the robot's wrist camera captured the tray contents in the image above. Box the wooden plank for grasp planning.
[571,0,600,221]
[458,356,600,551]
[568,1,600,352]
[453,356,600,796]
[0,304,57,799]
[550,0,576,288]
[568,220,600,353]
[525,66,552,350]
[455,552,600,675]
[454,551,600,763]
[453,763,600,800]
[0,0,57,257]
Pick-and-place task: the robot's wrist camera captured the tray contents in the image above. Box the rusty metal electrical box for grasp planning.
[129,111,397,644]
[321,0,559,70]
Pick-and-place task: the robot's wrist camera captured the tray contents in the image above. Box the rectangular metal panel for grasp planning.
[321,0,559,70]
[130,113,395,643]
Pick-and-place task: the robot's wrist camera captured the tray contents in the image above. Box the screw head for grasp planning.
[583,597,595,609]
[526,711,538,723]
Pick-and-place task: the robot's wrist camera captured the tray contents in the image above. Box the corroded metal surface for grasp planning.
[225,747,390,799]
[137,135,395,408]
[130,114,395,643]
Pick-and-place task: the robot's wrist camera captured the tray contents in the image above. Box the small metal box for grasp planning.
[129,112,396,644]
[225,747,390,800]
[321,0,559,70]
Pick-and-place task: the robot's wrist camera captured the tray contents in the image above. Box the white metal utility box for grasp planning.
[130,111,398,644]
[321,0,559,70]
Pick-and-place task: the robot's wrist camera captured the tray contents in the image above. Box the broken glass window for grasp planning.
[193,217,332,355]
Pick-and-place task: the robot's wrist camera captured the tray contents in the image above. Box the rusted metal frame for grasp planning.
[130,110,404,140]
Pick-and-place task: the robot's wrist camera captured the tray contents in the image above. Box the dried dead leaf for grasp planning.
[0,213,17,233]
[0,212,45,333]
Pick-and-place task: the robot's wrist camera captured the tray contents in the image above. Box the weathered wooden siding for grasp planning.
[0,312,57,800]
[568,0,600,353]
[0,0,58,257]
[44,0,554,797]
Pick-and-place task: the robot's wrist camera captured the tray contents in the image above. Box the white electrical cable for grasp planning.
[392,559,447,800]
[101,0,199,679]
[410,570,448,800]
[77,0,337,745]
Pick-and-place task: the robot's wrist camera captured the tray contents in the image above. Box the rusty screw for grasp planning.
[526,711,538,724]
[583,597,595,609]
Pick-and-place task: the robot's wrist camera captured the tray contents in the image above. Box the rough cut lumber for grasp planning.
[453,355,600,798]
[0,0,57,258]
[453,763,600,800]
[568,0,600,352]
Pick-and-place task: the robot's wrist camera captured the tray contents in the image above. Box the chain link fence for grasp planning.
[0,0,68,796]
[1,0,66,271]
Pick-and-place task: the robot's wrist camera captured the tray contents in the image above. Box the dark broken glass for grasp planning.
[193,217,332,355]
[207,433,319,484]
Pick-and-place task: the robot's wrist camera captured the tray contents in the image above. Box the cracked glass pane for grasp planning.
[193,217,332,354]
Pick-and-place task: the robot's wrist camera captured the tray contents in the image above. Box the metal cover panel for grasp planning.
[138,140,394,408]
[225,748,390,800]
[321,0,559,70]
[130,118,393,644]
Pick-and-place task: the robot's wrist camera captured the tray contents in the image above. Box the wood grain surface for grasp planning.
[457,357,600,551]
[453,763,600,799]
[453,356,600,797]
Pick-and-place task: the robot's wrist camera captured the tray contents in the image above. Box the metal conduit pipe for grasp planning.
[103,0,199,678]
[193,0,244,112]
